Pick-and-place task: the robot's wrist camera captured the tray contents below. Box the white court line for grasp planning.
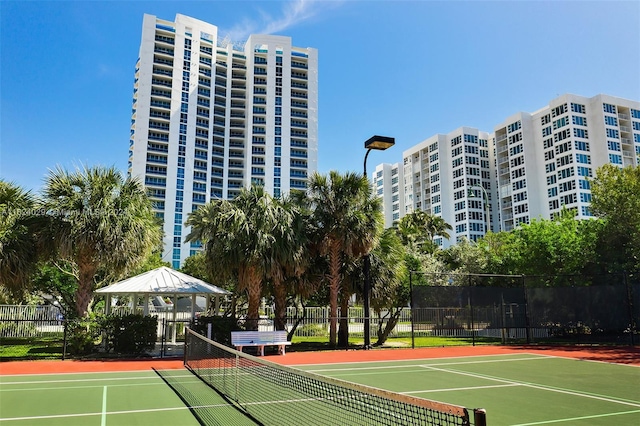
[308,355,547,374]
[421,365,640,408]
[1,373,196,386]
[0,368,184,378]
[0,403,229,423]
[402,383,520,394]
[2,381,175,393]
[296,352,538,368]
[511,409,640,425]
[101,386,107,426]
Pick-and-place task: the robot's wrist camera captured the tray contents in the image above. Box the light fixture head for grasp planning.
[364,135,395,151]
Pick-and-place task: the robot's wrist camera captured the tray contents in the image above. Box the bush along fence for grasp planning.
[0,311,159,359]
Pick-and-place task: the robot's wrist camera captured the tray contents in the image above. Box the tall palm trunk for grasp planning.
[338,292,350,348]
[243,266,262,331]
[273,278,287,331]
[76,261,97,317]
[328,240,341,347]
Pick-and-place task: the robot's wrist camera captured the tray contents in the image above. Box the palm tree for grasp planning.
[186,186,300,330]
[40,166,162,317]
[0,181,40,298]
[368,228,407,346]
[303,171,383,347]
[395,211,452,254]
[266,194,308,330]
[425,214,452,241]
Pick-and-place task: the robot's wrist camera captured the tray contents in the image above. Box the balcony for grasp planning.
[154,46,174,56]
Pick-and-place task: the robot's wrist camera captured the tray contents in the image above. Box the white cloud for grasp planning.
[222,0,336,41]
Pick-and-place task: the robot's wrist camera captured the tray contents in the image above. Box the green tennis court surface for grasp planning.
[1,353,638,425]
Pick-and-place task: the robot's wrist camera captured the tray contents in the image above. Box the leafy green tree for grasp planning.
[40,166,162,317]
[128,251,170,276]
[0,181,41,298]
[302,171,382,346]
[30,261,77,316]
[590,164,640,274]
[476,230,522,276]
[181,251,242,318]
[476,210,602,285]
[180,252,214,283]
[439,238,487,284]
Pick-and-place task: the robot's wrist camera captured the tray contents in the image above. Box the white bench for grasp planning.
[231,330,291,356]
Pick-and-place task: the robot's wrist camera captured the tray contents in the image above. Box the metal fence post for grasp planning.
[522,275,531,344]
[409,271,415,349]
[624,271,636,346]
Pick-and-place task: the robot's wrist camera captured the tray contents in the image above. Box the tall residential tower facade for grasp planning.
[128,14,318,267]
[401,127,495,247]
[374,94,639,247]
[494,94,640,232]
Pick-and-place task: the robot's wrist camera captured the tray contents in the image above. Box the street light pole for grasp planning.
[469,185,490,234]
[362,135,394,350]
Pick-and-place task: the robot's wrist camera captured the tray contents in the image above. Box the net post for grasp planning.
[183,326,189,366]
[474,408,487,426]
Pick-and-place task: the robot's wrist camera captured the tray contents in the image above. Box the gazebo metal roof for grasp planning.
[96,266,230,295]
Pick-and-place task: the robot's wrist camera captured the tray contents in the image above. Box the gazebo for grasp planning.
[96,266,231,343]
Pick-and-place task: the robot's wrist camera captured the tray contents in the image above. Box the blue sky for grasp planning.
[2,0,639,193]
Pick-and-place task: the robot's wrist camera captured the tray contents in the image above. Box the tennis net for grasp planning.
[184,328,480,426]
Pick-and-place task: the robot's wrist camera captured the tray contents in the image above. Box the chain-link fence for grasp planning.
[409,272,638,346]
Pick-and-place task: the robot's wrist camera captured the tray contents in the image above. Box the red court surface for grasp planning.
[1,345,638,375]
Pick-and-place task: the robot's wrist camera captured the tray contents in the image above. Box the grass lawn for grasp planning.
[0,337,64,360]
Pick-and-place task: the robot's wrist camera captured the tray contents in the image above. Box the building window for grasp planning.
[571,103,585,114]
[573,128,588,139]
[576,153,591,164]
[455,224,467,233]
[577,166,592,177]
[572,115,587,126]
[580,192,592,203]
[575,141,589,151]
[507,121,522,133]
[609,154,622,165]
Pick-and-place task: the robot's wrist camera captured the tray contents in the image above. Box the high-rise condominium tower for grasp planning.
[374,94,639,248]
[401,127,495,246]
[494,94,639,231]
[128,14,318,268]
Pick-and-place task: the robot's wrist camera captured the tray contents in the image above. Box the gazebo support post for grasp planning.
[191,294,197,320]
[143,294,149,316]
[172,294,178,344]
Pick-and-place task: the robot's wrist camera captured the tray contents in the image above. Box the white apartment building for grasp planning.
[401,127,495,247]
[372,163,404,228]
[375,94,640,245]
[495,94,640,231]
[128,14,318,268]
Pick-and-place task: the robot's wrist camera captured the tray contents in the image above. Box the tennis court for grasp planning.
[1,343,639,425]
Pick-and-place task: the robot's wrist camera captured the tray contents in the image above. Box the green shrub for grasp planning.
[101,314,157,355]
[191,316,241,345]
[66,316,102,355]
